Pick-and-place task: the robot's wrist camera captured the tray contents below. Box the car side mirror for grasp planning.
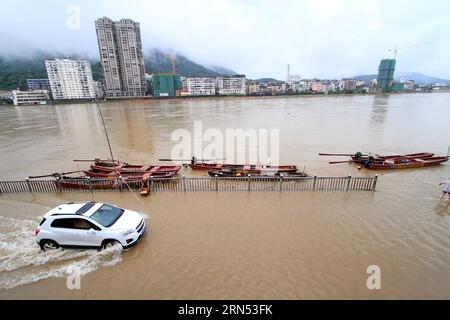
[88,228,96,234]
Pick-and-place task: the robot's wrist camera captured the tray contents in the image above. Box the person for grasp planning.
[439,177,450,200]
[363,155,374,168]
[74,219,91,230]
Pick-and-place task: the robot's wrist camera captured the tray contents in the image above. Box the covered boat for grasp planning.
[351,152,435,164]
[187,156,298,172]
[363,156,448,170]
[207,164,298,174]
[208,165,306,177]
[320,151,436,166]
[182,156,224,170]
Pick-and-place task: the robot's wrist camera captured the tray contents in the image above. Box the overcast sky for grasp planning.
[1,0,449,79]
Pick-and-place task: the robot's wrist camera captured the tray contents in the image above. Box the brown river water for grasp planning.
[0,93,449,299]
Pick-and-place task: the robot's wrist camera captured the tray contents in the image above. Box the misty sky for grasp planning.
[1,0,449,79]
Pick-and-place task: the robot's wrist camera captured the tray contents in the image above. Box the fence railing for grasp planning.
[0,175,378,194]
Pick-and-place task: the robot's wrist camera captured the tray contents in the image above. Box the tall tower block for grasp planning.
[377,59,396,91]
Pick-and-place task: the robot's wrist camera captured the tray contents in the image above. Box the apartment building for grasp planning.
[95,17,146,97]
[12,90,49,106]
[186,77,216,96]
[45,59,96,100]
[217,75,246,95]
[247,82,261,95]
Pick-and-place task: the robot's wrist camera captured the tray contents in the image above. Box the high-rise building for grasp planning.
[95,17,146,97]
[45,59,96,100]
[377,59,396,91]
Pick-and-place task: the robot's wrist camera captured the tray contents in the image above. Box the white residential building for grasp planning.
[186,77,216,96]
[12,90,49,106]
[45,59,96,100]
[217,75,246,95]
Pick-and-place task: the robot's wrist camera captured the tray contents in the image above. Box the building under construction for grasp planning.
[377,59,396,91]
[152,74,182,97]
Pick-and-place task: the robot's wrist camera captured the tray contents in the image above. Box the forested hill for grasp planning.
[0,50,238,90]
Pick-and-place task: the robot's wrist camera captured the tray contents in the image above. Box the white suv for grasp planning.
[35,201,147,251]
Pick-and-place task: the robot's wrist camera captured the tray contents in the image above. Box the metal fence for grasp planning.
[0,175,378,194]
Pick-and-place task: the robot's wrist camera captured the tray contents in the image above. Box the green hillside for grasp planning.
[0,50,237,90]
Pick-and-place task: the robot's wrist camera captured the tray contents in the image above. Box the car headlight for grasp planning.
[120,229,135,237]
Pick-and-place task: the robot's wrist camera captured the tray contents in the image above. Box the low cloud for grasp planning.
[1,0,449,79]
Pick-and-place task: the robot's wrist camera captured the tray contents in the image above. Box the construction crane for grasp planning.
[166,53,177,75]
[171,56,176,75]
[388,43,429,60]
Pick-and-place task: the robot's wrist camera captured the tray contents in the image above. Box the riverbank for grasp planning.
[85,90,424,105]
[0,89,438,107]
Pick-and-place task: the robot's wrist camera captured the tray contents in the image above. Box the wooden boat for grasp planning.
[76,158,181,174]
[208,166,306,177]
[363,156,448,170]
[83,167,179,179]
[187,156,298,171]
[320,152,435,165]
[351,152,435,164]
[90,164,181,174]
[58,168,179,190]
[207,164,298,173]
[56,177,120,190]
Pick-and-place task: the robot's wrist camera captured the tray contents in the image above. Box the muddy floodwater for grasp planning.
[0,93,449,299]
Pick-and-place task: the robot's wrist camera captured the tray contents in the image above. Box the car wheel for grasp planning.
[102,240,121,250]
[40,240,59,251]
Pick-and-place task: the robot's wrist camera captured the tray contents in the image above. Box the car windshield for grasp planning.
[89,204,124,227]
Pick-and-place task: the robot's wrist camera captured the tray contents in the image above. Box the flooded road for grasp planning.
[0,93,449,299]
